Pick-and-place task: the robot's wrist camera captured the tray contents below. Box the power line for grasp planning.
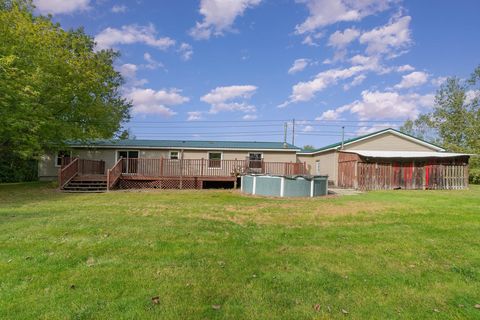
[60,118,408,124]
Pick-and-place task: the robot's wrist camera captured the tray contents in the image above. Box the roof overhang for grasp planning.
[341,150,470,159]
[69,145,300,152]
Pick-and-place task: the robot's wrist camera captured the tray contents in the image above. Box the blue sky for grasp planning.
[34,0,480,148]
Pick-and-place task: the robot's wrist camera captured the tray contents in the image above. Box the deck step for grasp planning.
[62,178,108,193]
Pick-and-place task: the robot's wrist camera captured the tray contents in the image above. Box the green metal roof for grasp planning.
[68,139,300,151]
[299,128,445,154]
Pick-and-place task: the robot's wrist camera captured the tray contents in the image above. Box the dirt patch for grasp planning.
[199,200,403,226]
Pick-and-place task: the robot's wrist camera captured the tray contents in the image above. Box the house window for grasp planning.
[56,150,71,167]
[208,152,222,168]
[315,160,321,175]
[169,151,179,160]
[248,152,262,169]
[117,150,139,173]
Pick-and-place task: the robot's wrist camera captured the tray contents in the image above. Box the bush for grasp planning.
[469,156,480,184]
[470,168,480,184]
[0,155,38,183]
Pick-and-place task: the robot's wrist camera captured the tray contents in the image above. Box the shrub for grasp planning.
[0,155,38,183]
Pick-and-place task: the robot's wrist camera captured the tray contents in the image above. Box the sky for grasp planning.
[33,0,480,148]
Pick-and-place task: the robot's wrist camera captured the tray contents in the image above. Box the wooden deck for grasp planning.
[60,157,307,191]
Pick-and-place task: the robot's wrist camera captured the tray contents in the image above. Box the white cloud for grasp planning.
[302,125,315,132]
[333,90,434,120]
[288,59,310,74]
[187,111,204,121]
[397,64,415,72]
[280,64,374,106]
[302,32,324,46]
[359,15,412,56]
[118,63,148,86]
[243,114,258,120]
[356,123,398,135]
[431,76,447,86]
[201,85,258,114]
[95,24,175,51]
[178,43,194,61]
[189,0,262,40]
[394,71,429,89]
[328,28,360,48]
[34,0,90,14]
[118,63,138,79]
[111,4,127,13]
[143,52,164,70]
[343,74,366,90]
[295,0,391,34]
[316,109,342,120]
[126,88,189,116]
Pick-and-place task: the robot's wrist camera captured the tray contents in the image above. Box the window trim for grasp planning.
[115,150,140,162]
[169,150,180,160]
[55,150,72,167]
[248,152,263,160]
[207,151,223,169]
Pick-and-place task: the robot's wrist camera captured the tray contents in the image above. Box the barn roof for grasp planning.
[341,150,470,159]
[298,128,445,154]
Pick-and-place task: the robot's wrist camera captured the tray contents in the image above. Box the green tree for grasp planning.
[0,0,131,159]
[400,65,480,183]
[302,145,316,151]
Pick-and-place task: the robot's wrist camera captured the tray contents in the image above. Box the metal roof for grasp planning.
[298,128,445,154]
[68,139,300,151]
[343,150,470,158]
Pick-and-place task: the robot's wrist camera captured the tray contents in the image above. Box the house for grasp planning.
[39,140,304,191]
[39,128,470,192]
[297,128,470,190]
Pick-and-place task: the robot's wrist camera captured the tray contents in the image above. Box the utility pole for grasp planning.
[283,122,288,147]
[341,126,345,149]
[292,118,295,146]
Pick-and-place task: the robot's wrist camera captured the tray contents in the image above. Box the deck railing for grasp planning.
[78,159,105,175]
[107,159,123,190]
[119,158,307,178]
[59,158,79,188]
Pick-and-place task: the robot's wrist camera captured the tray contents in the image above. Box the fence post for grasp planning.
[106,169,110,191]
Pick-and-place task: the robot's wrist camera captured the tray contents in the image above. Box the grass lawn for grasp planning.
[1,183,480,319]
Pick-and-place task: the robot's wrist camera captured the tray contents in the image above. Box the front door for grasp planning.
[118,151,139,174]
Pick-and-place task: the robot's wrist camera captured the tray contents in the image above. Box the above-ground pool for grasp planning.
[241,175,328,197]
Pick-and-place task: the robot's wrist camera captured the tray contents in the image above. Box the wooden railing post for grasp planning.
[107,169,110,191]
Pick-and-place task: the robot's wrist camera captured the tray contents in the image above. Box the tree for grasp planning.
[400,65,480,183]
[118,129,135,140]
[0,1,131,159]
[400,66,479,153]
[302,145,316,151]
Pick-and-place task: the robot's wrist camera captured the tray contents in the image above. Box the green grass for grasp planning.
[1,183,480,319]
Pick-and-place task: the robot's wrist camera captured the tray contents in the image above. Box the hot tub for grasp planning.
[241,175,328,197]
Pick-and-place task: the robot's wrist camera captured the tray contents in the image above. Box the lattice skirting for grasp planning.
[117,178,203,190]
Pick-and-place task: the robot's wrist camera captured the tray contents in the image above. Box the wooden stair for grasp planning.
[62,174,107,193]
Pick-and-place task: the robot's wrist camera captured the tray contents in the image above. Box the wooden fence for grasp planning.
[354,161,468,190]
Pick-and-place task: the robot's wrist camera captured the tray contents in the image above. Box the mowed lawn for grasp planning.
[1,183,479,319]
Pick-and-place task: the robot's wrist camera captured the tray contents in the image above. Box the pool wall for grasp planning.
[241,175,328,197]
